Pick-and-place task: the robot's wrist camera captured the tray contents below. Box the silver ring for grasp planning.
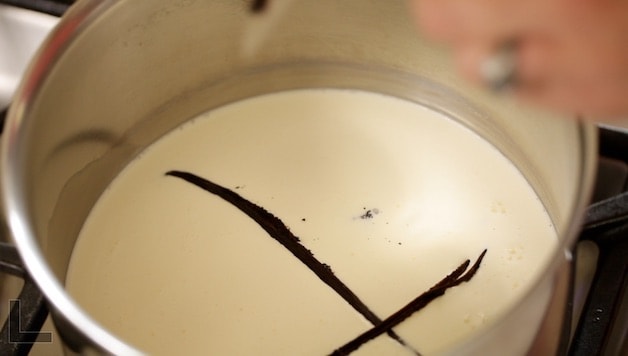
[480,42,518,92]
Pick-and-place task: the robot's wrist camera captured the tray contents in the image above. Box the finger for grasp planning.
[518,76,628,118]
[453,43,493,84]
[453,37,553,91]
[516,79,586,117]
[411,0,553,45]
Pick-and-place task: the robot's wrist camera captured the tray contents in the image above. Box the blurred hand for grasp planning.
[411,0,628,119]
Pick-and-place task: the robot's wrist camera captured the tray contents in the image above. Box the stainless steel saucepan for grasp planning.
[1,0,596,354]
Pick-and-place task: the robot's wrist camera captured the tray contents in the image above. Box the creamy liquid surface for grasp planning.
[66,89,556,355]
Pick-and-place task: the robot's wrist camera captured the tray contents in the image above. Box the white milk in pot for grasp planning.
[65,89,557,355]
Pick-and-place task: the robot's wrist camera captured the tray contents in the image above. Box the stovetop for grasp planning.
[0,1,626,355]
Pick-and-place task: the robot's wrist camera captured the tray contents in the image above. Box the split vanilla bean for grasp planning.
[331,249,487,355]
[165,170,419,354]
[166,170,487,355]
[250,0,268,13]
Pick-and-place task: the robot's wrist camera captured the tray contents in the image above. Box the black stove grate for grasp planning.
[0,0,73,17]
[0,244,49,356]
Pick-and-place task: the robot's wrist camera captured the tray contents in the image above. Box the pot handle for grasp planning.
[0,241,50,356]
[567,126,628,356]
[0,0,73,17]
[568,193,628,356]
